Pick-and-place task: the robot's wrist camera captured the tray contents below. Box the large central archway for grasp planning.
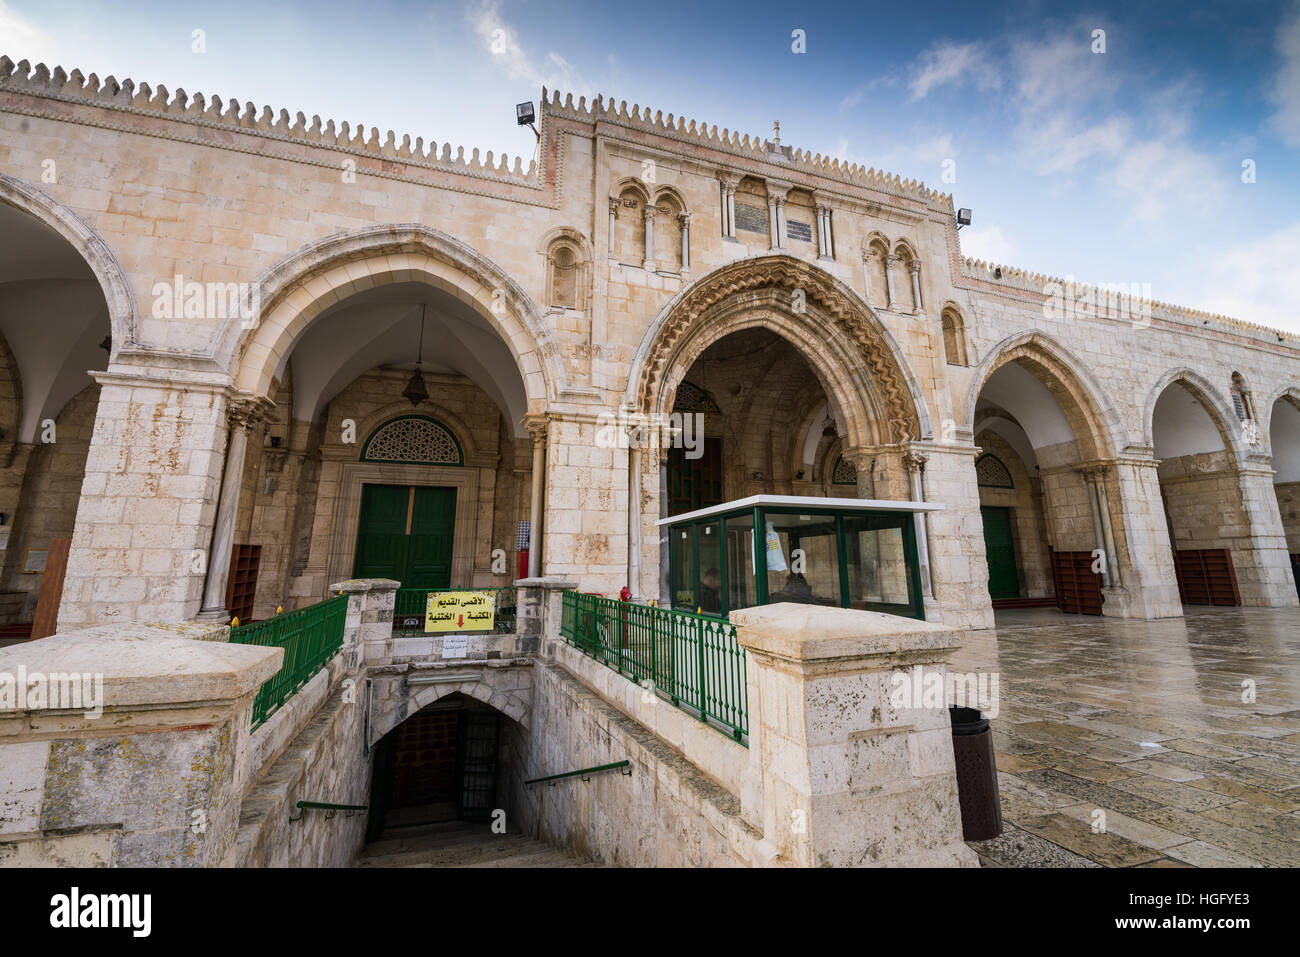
[626,255,929,446]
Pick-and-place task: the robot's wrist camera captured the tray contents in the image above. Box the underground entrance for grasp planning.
[366,693,522,842]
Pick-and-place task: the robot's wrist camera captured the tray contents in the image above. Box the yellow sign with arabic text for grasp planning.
[425,590,496,633]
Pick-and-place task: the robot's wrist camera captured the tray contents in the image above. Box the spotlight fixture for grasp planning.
[956,208,972,229]
[516,101,539,140]
[402,306,430,406]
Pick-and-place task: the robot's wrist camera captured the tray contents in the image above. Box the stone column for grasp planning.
[919,442,994,631]
[678,212,691,272]
[642,204,657,272]
[1234,461,1300,607]
[526,415,548,579]
[607,198,618,260]
[731,603,979,867]
[885,256,899,310]
[330,577,399,667]
[57,370,237,629]
[904,451,937,615]
[516,574,579,656]
[199,397,270,622]
[908,260,924,315]
[628,428,643,600]
[1110,454,1183,619]
[767,194,779,249]
[861,255,874,302]
[1079,466,1112,590]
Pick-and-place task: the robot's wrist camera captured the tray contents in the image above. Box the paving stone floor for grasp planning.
[951,606,1300,868]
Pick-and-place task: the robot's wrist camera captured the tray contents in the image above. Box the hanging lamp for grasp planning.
[402,304,430,406]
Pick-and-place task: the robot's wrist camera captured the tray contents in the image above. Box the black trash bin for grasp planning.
[949,706,1002,841]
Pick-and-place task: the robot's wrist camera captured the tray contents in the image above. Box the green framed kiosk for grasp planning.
[657,494,943,621]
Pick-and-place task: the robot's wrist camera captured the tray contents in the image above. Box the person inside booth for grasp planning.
[698,567,722,614]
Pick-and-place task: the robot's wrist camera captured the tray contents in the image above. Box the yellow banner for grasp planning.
[425,591,495,633]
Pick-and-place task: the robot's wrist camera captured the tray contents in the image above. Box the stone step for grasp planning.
[355,824,603,868]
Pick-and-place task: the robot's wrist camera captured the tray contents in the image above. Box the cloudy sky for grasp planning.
[3,0,1298,331]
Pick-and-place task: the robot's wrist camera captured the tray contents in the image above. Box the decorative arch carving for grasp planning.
[627,255,928,445]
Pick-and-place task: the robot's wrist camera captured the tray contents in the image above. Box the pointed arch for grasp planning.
[1142,367,1248,465]
[0,172,135,354]
[625,254,930,446]
[219,224,563,407]
[965,331,1123,461]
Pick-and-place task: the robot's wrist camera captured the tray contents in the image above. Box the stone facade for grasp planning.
[0,55,1296,636]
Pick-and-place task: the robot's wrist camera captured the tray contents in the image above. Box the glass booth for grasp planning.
[657,494,943,621]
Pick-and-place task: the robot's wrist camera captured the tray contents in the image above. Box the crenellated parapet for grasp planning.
[539,87,954,209]
[0,55,538,185]
[959,256,1298,348]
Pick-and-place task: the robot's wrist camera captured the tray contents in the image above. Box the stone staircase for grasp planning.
[355,820,604,868]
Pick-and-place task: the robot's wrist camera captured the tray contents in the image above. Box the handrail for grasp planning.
[288,800,368,822]
[524,760,632,788]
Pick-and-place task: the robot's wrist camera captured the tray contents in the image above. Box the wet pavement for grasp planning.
[949,606,1300,867]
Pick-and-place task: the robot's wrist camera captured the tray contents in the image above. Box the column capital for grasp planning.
[524,413,550,444]
[839,447,876,471]
[765,179,793,201]
[678,211,691,226]
[608,196,620,215]
[903,450,929,474]
[907,259,922,275]
[643,203,657,222]
[227,394,274,432]
[717,171,742,189]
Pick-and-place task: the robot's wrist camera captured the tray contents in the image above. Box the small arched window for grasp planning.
[1230,371,1254,422]
[975,454,1014,488]
[941,307,969,366]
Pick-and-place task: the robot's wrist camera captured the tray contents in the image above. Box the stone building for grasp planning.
[1,54,1298,637]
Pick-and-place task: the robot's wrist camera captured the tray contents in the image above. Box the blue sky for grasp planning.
[4,0,1299,331]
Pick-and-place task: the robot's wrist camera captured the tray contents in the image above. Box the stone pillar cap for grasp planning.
[0,631,282,710]
[330,578,401,593]
[513,576,579,590]
[729,603,960,661]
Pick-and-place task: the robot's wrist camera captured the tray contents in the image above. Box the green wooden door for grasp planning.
[354,485,411,581]
[981,506,1020,599]
[406,486,456,589]
[353,484,456,588]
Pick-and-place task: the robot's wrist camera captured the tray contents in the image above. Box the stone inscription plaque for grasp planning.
[734,202,768,234]
[787,219,813,243]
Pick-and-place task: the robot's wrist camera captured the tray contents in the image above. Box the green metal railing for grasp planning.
[230,594,348,729]
[289,800,368,822]
[524,761,632,788]
[392,586,517,637]
[560,591,748,743]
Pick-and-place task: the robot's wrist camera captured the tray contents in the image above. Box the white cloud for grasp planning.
[908,41,1000,100]
[0,0,61,62]
[468,0,588,95]
[1270,3,1300,147]
[1185,222,1300,333]
[958,225,1020,266]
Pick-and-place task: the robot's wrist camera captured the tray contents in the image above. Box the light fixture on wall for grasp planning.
[402,305,430,406]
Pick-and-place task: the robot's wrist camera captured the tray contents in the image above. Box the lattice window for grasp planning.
[831,454,857,485]
[975,454,1013,489]
[673,380,721,413]
[361,416,462,465]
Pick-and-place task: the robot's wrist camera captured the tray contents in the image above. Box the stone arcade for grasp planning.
[0,56,1298,867]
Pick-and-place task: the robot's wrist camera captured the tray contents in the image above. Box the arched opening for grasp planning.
[970,338,1117,616]
[365,692,526,845]
[629,256,929,614]
[1269,393,1300,598]
[0,197,112,638]
[1149,376,1249,607]
[224,228,554,620]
